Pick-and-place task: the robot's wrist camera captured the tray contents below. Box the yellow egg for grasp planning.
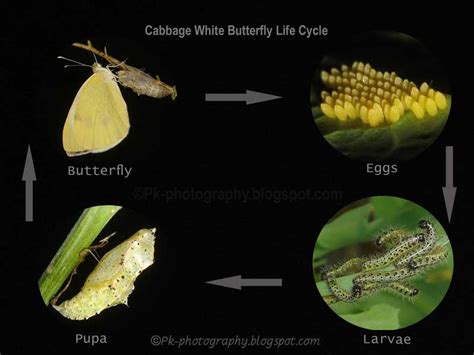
[393,98,404,113]
[364,63,371,74]
[389,105,401,123]
[383,104,391,121]
[344,101,358,119]
[354,102,361,115]
[420,82,429,95]
[425,98,438,117]
[403,95,413,109]
[410,87,419,100]
[402,79,410,91]
[368,108,380,127]
[434,91,448,110]
[412,102,425,119]
[321,103,336,119]
[325,96,334,105]
[373,103,384,117]
[334,105,348,121]
[428,88,435,98]
[360,105,368,123]
[321,70,329,83]
[418,94,427,107]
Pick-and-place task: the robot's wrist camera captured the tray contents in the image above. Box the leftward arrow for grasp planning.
[442,146,456,222]
[205,90,281,105]
[206,275,282,290]
[22,145,36,222]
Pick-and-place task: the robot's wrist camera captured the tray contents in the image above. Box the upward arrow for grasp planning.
[442,146,456,223]
[22,145,36,222]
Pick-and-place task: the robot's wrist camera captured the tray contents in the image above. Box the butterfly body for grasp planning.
[62,63,130,156]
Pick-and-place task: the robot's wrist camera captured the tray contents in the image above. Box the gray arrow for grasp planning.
[206,275,282,290]
[205,90,281,105]
[22,145,36,222]
[442,146,456,222]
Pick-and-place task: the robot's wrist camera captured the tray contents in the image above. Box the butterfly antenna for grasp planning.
[57,56,91,69]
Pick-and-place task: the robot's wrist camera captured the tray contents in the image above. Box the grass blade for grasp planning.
[38,205,122,305]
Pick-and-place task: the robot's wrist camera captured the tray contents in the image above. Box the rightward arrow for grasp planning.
[442,146,456,223]
[22,145,36,222]
[206,275,283,290]
[205,90,282,105]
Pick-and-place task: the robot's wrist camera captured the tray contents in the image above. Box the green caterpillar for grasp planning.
[327,278,359,302]
[395,220,437,267]
[408,245,448,269]
[362,233,421,271]
[375,228,411,249]
[353,281,419,299]
[353,267,419,285]
[321,257,366,280]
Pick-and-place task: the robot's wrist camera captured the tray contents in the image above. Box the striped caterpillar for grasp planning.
[322,220,448,304]
[52,228,156,320]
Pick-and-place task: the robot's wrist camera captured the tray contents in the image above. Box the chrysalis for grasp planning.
[72,41,177,100]
[52,228,156,320]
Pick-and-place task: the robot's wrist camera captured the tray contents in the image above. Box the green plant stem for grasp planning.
[38,205,122,305]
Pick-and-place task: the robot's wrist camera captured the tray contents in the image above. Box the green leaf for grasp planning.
[314,96,451,161]
[38,205,122,305]
[342,304,401,330]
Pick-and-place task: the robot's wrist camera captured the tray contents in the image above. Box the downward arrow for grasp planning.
[442,146,456,222]
[206,275,282,290]
[22,145,36,222]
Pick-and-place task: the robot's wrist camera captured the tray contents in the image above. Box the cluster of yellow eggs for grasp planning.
[319,61,448,127]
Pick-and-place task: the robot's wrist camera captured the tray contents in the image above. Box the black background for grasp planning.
[3,3,472,354]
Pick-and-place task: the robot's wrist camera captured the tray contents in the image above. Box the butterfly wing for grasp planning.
[62,67,130,156]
